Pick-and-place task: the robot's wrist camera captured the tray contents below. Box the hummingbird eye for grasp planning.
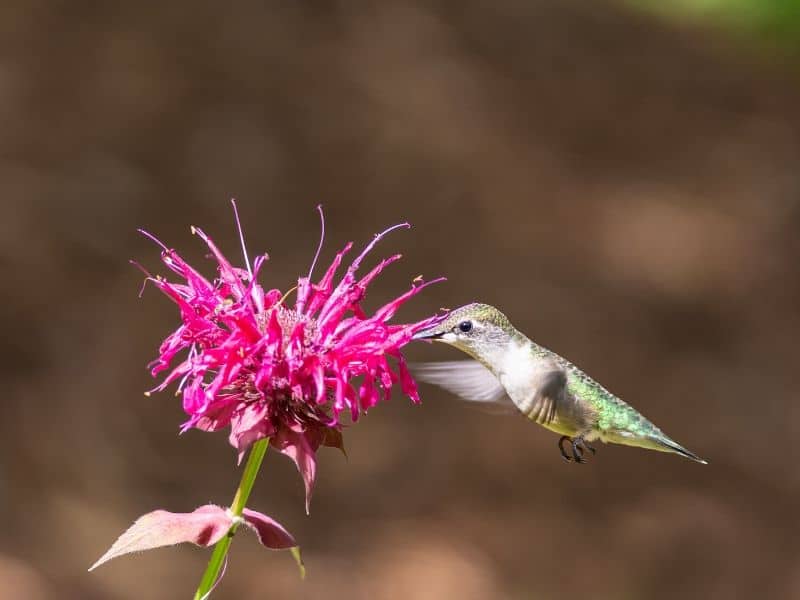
[457,320,473,333]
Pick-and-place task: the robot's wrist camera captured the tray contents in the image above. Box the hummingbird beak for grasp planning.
[412,327,445,341]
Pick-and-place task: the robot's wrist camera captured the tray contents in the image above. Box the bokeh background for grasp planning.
[2,1,799,599]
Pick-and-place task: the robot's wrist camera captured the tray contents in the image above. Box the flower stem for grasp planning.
[193,438,270,600]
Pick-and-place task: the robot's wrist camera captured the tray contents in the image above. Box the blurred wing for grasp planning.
[410,361,513,410]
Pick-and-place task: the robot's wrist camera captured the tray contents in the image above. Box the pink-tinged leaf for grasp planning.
[229,402,271,464]
[274,430,318,514]
[241,509,297,549]
[322,428,347,459]
[88,505,233,571]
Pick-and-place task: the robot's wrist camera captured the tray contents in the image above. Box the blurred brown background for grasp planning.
[2,1,799,599]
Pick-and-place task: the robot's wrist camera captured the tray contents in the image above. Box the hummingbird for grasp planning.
[412,303,706,464]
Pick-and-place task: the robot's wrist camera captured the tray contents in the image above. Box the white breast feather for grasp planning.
[498,340,539,413]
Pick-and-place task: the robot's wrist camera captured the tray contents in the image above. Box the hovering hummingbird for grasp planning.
[412,303,706,464]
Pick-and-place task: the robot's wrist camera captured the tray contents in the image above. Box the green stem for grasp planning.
[193,437,270,600]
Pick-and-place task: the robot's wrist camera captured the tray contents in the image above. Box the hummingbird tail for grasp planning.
[604,428,707,464]
[648,435,707,464]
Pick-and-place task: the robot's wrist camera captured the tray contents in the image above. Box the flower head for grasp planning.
[138,205,445,509]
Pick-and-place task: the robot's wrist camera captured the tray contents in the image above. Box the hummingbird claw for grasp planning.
[573,442,586,464]
[558,435,595,464]
[558,436,573,462]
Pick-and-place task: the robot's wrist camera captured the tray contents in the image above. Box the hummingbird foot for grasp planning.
[558,435,596,464]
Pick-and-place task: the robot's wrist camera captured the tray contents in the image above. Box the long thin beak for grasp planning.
[412,328,444,341]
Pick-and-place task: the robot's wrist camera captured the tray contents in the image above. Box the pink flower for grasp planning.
[138,205,445,510]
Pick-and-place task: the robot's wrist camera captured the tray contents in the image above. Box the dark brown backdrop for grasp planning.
[2,2,799,599]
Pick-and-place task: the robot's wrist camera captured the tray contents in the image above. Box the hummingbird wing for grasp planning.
[499,347,570,426]
[523,365,568,426]
[409,360,515,412]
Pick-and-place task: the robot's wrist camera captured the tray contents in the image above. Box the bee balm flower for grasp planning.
[139,206,445,510]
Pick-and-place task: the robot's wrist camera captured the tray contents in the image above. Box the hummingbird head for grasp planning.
[412,303,515,362]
